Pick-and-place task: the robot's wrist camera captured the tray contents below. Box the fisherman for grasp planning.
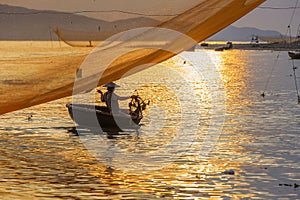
[97,82,132,113]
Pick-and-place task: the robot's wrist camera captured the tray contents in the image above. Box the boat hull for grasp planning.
[288,51,300,60]
[66,104,141,131]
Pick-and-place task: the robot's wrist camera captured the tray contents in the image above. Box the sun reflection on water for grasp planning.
[0,44,299,199]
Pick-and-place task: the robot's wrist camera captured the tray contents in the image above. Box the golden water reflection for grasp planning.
[1,49,298,199]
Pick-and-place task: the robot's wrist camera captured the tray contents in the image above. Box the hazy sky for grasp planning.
[2,0,300,34]
[234,0,300,35]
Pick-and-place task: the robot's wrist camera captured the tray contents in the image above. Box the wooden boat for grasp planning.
[200,42,209,47]
[66,96,149,131]
[214,47,225,51]
[288,51,300,59]
[214,41,233,51]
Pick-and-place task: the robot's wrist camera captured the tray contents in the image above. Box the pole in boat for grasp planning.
[49,26,53,48]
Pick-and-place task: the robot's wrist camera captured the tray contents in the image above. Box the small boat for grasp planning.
[66,96,149,131]
[200,42,209,47]
[214,47,225,51]
[288,51,300,59]
[214,41,233,51]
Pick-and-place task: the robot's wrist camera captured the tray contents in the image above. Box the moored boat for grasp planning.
[214,41,233,51]
[288,51,300,59]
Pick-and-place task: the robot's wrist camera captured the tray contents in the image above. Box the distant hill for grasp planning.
[0,4,283,42]
[208,25,283,41]
[0,4,159,40]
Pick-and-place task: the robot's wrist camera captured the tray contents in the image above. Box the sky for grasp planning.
[234,0,300,35]
[1,0,300,35]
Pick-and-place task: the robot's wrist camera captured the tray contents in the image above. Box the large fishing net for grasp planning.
[0,0,265,114]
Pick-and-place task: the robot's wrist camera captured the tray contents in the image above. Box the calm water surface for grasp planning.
[0,43,300,199]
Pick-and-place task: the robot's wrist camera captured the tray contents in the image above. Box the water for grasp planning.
[1,42,300,199]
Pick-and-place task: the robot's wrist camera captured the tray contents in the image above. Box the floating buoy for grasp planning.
[223,169,235,175]
[279,183,299,188]
[27,115,33,121]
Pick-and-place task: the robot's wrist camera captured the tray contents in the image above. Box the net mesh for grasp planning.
[0,0,265,114]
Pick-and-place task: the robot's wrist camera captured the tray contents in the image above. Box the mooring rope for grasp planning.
[291,59,300,104]
[261,54,280,98]
[261,0,299,99]
[289,0,300,103]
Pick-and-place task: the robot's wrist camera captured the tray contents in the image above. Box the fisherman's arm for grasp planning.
[117,95,131,101]
[97,90,105,102]
[116,93,139,101]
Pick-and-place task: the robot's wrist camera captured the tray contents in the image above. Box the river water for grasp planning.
[0,42,300,199]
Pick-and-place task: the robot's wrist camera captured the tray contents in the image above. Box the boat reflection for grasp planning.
[68,125,140,140]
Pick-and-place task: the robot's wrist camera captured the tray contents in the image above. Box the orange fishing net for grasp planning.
[0,0,265,114]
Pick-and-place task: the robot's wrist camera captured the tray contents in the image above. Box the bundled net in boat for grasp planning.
[0,0,265,114]
[53,17,161,47]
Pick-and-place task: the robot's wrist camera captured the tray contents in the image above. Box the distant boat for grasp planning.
[53,28,107,47]
[288,51,300,60]
[214,47,225,51]
[214,41,233,51]
[200,42,209,47]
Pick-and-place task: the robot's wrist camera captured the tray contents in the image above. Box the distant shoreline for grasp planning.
[0,40,299,51]
[197,42,300,51]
